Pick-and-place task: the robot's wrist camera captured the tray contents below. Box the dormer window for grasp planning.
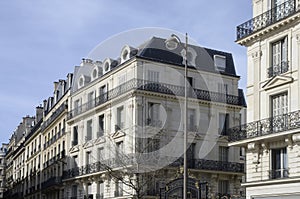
[214,55,226,72]
[92,69,97,79]
[79,77,84,88]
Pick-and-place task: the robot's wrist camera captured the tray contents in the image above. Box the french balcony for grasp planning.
[68,79,245,120]
[269,168,289,179]
[236,0,296,40]
[146,118,162,128]
[41,176,62,189]
[170,158,244,173]
[228,110,300,142]
[268,61,289,78]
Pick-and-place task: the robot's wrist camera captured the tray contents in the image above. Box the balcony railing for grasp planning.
[228,109,300,142]
[269,168,289,179]
[41,176,62,189]
[268,61,289,77]
[237,0,296,40]
[63,157,244,180]
[170,158,244,173]
[68,79,245,119]
[41,103,67,131]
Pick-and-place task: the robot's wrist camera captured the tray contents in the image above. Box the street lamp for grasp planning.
[165,33,188,199]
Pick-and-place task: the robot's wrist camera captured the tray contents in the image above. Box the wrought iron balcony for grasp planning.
[41,176,62,189]
[237,0,296,40]
[228,109,300,142]
[170,158,244,173]
[41,103,67,131]
[269,168,289,179]
[68,79,245,119]
[268,61,289,77]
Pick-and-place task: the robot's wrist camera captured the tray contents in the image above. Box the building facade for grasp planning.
[3,36,246,199]
[0,143,8,198]
[63,37,246,199]
[229,0,300,198]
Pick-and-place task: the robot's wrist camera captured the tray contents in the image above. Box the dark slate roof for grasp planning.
[238,88,247,107]
[136,37,238,77]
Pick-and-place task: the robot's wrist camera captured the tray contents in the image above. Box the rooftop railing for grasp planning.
[68,79,245,119]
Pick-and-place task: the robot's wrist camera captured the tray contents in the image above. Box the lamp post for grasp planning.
[165,33,188,199]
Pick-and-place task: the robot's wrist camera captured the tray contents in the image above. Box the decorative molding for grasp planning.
[262,75,293,90]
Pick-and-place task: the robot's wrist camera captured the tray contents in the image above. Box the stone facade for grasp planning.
[230,0,300,198]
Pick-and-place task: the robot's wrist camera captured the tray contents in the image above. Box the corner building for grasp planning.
[229,0,300,198]
[63,37,246,199]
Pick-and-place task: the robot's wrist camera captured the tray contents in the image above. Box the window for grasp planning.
[219,113,229,136]
[218,180,229,195]
[97,147,104,161]
[86,152,91,165]
[218,83,228,95]
[116,106,124,131]
[99,85,108,103]
[72,126,78,146]
[269,36,288,77]
[271,147,288,179]
[116,141,123,159]
[86,120,93,141]
[115,180,123,197]
[147,103,161,127]
[271,92,288,132]
[98,115,104,137]
[188,109,196,131]
[98,181,104,198]
[219,146,229,162]
[87,91,95,109]
[118,74,126,85]
[148,70,159,82]
[72,185,78,198]
[214,55,226,71]
[74,99,81,115]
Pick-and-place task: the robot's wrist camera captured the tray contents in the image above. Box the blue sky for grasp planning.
[0,0,252,144]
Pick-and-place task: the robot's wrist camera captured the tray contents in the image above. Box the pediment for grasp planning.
[83,140,94,149]
[69,145,79,153]
[263,75,293,90]
[94,137,106,145]
[111,130,126,139]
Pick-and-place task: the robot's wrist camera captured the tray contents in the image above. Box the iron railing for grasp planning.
[41,103,67,131]
[269,168,289,179]
[228,109,300,142]
[68,79,244,119]
[268,61,289,77]
[41,176,62,189]
[170,158,244,173]
[237,0,296,40]
[63,157,244,180]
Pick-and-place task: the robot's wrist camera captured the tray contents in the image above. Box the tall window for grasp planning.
[72,126,78,146]
[99,85,107,103]
[116,141,124,159]
[271,147,288,179]
[188,109,196,131]
[115,180,123,197]
[98,181,104,198]
[219,113,229,136]
[97,147,104,161]
[98,115,104,137]
[74,99,81,115]
[271,93,288,132]
[148,70,159,82]
[147,103,161,127]
[86,120,93,141]
[218,180,229,195]
[219,146,229,162]
[87,91,94,109]
[116,106,124,131]
[86,152,91,166]
[218,83,228,95]
[269,36,288,77]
